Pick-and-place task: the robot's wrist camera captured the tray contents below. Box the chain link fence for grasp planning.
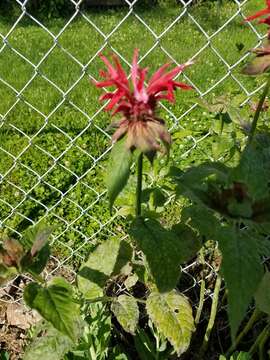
[0,0,264,304]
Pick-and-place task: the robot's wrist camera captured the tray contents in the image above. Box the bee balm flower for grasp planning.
[94,49,192,155]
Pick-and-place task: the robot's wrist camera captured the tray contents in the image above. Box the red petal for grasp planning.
[148,63,171,86]
[99,54,118,78]
[245,7,270,22]
[173,81,193,90]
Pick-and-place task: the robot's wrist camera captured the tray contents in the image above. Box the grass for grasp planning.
[0,0,265,264]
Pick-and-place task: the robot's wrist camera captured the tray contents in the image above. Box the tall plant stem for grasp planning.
[195,250,206,325]
[136,153,143,217]
[199,274,222,358]
[248,73,270,144]
[226,308,262,357]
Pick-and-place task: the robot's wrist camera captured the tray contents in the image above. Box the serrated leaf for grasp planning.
[111,295,139,334]
[218,227,263,339]
[77,237,132,299]
[23,323,74,360]
[146,290,195,356]
[107,139,133,211]
[129,218,185,292]
[24,277,82,341]
[255,271,270,315]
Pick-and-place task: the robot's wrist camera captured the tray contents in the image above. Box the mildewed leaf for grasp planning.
[111,295,139,334]
[107,139,133,211]
[23,323,74,360]
[146,290,195,356]
[255,271,270,315]
[24,277,82,341]
[77,237,132,299]
[218,227,264,339]
[129,218,186,292]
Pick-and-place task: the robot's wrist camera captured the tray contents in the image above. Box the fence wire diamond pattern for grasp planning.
[0,0,265,303]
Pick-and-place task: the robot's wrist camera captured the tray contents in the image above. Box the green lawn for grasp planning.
[0,0,264,265]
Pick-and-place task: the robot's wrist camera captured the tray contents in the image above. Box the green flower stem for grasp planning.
[136,153,143,217]
[195,250,206,325]
[226,308,262,357]
[248,72,270,144]
[199,274,222,358]
[249,322,270,357]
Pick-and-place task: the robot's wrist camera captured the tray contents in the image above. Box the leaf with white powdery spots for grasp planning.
[146,290,195,356]
[77,237,132,299]
[24,277,82,342]
[111,295,139,334]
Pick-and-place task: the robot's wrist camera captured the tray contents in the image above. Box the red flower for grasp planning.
[245,0,270,33]
[94,49,192,154]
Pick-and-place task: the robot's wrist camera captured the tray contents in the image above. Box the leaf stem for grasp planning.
[226,308,261,357]
[199,274,222,358]
[248,72,270,144]
[136,153,143,217]
[249,322,270,357]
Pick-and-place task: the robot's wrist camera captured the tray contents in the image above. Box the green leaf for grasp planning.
[181,205,220,240]
[129,218,185,292]
[107,140,133,211]
[24,278,82,341]
[169,162,229,206]
[23,323,74,360]
[134,328,156,360]
[0,264,17,286]
[218,227,264,339]
[77,237,132,299]
[20,222,53,274]
[230,142,270,201]
[111,295,139,334]
[146,290,195,356]
[171,223,201,263]
[255,272,270,315]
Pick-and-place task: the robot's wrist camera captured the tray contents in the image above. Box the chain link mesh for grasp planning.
[0,0,263,304]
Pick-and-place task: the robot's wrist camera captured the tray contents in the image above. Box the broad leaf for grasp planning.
[107,140,133,211]
[129,218,186,292]
[230,141,270,201]
[171,223,201,263]
[111,295,139,334]
[146,290,195,356]
[255,271,270,315]
[24,277,82,341]
[23,323,74,360]
[218,227,263,339]
[181,205,220,240]
[77,237,132,299]
[169,162,229,206]
[20,222,53,274]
